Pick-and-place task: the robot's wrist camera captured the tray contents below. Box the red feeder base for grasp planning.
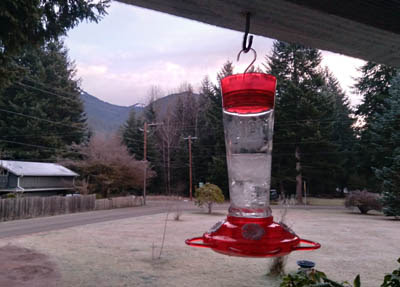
[185,216,320,257]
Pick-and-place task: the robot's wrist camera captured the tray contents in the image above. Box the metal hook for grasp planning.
[242,12,253,53]
[237,48,257,74]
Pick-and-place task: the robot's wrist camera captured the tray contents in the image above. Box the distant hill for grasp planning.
[81,91,204,134]
[80,91,143,134]
[146,92,201,119]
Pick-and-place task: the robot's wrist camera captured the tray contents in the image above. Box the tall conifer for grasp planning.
[265,41,347,201]
[0,41,88,160]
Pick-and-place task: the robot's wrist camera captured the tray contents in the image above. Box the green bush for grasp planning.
[194,183,224,214]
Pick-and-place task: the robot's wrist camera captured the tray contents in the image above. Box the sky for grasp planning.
[64,1,366,107]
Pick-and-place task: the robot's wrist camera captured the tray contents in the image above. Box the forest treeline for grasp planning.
[121,41,400,211]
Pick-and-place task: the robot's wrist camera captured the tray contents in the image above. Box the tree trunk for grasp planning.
[358,206,369,214]
[279,180,285,200]
[295,146,303,204]
[208,202,213,214]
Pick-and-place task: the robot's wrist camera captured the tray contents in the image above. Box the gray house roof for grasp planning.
[0,160,78,177]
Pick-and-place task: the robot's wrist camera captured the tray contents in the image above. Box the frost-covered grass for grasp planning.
[0,208,398,287]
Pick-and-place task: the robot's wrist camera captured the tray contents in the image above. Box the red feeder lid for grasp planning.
[186,216,320,258]
[221,73,277,115]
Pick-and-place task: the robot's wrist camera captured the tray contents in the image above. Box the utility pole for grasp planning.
[142,122,163,206]
[184,136,197,201]
[143,122,148,206]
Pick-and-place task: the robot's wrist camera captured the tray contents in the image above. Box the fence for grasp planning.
[95,196,142,210]
[0,195,142,222]
[0,195,96,222]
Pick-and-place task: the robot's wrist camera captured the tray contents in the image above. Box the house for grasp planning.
[0,160,78,196]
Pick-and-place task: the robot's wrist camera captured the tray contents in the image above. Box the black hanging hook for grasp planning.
[242,12,253,53]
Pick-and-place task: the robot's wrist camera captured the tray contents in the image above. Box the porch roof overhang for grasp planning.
[117,0,400,67]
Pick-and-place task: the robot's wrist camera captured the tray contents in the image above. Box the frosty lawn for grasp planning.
[0,207,398,287]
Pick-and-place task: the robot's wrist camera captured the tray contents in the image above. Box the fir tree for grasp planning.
[0,41,88,161]
[0,0,109,91]
[265,41,345,201]
[143,98,165,194]
[121,109,144,160]
[194,62,233,197]
[354,62,398,190]
[323,69,357,190]
[370,73,400,218]
[355,62,397,122]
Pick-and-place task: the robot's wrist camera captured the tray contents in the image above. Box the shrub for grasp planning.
[345,190,382,214]
[194,183,224,214]
[64,135,155,198]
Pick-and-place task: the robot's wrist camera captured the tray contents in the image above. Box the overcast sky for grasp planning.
[64,1,366,107]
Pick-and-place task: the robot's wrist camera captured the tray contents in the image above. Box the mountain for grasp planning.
[81,91,204,133]
[80,91,143,134]
[146,92,201,119]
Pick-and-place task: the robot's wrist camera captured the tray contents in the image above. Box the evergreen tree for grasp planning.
[354,62,398,190]
[191,77,214,188]
[143,98,165,194]
[265,41,345,201]
[355,62,397,121]
[323,69,357,190]
[0,0,109,91]
[121,109,144,160]
[189,62,233,198]
[0,41,88,160]
[370,73,400,217]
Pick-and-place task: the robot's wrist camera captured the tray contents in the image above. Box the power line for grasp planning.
[16,81,79,103]
[0,131,85,139]
[0,139,84,155]
[0,107,87,130]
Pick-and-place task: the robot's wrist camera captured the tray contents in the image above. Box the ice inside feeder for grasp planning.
[185,72,320,257]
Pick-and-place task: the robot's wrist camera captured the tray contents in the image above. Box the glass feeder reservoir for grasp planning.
[185,72,321,257]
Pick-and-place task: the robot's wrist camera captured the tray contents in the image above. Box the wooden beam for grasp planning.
[117,0,400,67]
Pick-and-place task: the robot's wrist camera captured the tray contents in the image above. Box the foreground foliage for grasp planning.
[280,258,400,287]
[280,269,359,287]
[381,258,400,287]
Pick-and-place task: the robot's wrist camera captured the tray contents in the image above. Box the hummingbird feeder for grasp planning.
[185,13,320,258]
